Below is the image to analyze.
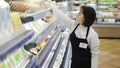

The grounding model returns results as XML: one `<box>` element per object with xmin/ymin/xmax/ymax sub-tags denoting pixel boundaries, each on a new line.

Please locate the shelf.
<box><xmin>0</xmin><ymin>30</ymin><xmax>34</xmax><ymax>61</ymax></box>
<box><xmin>24</xmin><ymin>18</ymin><xmax>58</xmax><ymax>50</ymax></box>
<box><xmin>97</xmin><ymin>17</ymin><xmax>120</xmax><ymax>19</ymax></box>
<box><xmin>73</xmin><ymin>1</ymin><xmax>84</xmax><ymax>3</ymax></box>
<box><xmin>42</xmin><ymin>31</ymin><xmax>69</xmax><ymax>68</ymax></box>
<box><xmin>93</xmin><ymin>23</ymin><xmax>120</xmax><ymax>27</ymax></box>
<box><xmin>60</xmin><ymin>40</ymin><xmax>71</xmax><ymax>68</ymax></box>
<box><xmin>48</xmin><ymin>36</ymin><xmax>64</xmax><ymax>68</ymax></box>
<box><xmin>98</xmin><ymin>9</ymin><xmax>120</xmax><ymax>12</ymax></box>
<box><xmin>25</xmin><ymin>56</ymin><xmax>37</xmax><ymax>68</ymax></box>
<box><xmin>54</xmin><ymin>33</ymin><xmax>70</xmax><ymax>68</ymax></box>
<box><xmin>35</xmin><ymin>26</ymin><xmax>63</xmax><ymax>68</ymax></box>
<box><xmin>15</xmin><ymin>56</ymin><xmax>31</xmax><ymax>68</ymax></box>
<box><xmin>33</xmin><ymin>18</ymin><xmax>57</xmax><ymax>46</ymax></box>
<box><xmin>96</xmin><ymin>1</ymin><xmax>120</xmax><ymax>38</ymax></box>
<box><xmin>98</xmin><ymin>2</ymin><xmax>117</xmax><ymax>4</ymax></box>
<box><xmin>42</xmin><ymin>34</ymin><xmax>62</xmax><ymax>68</ymax></box>
<box><xmin>23</xmin><ymin>18</ymin><xmax>57</xmax><ymax>68</ymax></box>
<box><xmin>21</xmin><ymin>8</ymin><xmax>52</xmax><ymax>23</ymax></box>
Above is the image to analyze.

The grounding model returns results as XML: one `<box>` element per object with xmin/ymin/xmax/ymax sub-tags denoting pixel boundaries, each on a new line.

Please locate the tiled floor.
<box><xmin>99</xmin><ymin>39</ymin><xmax>120</xmax><ymax>68</ymax></box>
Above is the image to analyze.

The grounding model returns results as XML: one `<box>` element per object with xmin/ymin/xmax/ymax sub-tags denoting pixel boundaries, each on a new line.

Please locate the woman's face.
<box><xmin>76</xmin><ymin>9</ymin><xmax>85</xmax><ymax>24</ymax></box>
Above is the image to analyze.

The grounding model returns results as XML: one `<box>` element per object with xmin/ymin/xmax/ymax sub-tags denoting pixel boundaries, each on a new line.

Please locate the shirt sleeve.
<box><xmin>90</xmin><ymin>32</ymin><xmax>100</xmax><ymax>68</ymax></box>
<box><xmin>51</xmin><ymin>5</ymin><xmax>76</xmax><ymax>30</ymax></box>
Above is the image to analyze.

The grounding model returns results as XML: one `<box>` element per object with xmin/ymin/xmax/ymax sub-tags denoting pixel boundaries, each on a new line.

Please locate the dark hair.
<box><xmin>81</xmin><ymin>6</ymin><xmax>96</xmax><ymax>27</ymax></box>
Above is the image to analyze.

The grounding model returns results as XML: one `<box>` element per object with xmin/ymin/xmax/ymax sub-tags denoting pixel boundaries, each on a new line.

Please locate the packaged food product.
<box><xmin>117</xmin><ymin>0</ymin><xmax>120</xmax><ymax>9</ymax></box>
<box><xmin>0</xmin><ymin>0</ymin><xmax>14</xmax><ymax>45</ymax></box>
<box><xmin>10</xmin><ymin>12</ymin><xmax>25</xmax><ymax>32</ymax></box>
<box><xmin>23</xmin><ymin>23</ymin><xmax>33</xmax><ymax>30</ymax></box>
<box><xmin>0</xmin><ymin>62</ymin><xmax>6</xmax><ymax>68</ymax></box>
<box><xmin>4</xmin><ymin>58</ymin><xmax>12</xmax><ymax>68</ymax></box>
<box><xmin>9</xmin><ymin>1</ymin><xmax>39</xmax><ymax>12</ymax></box>
<box><xmin>9</xmin><ymin>55</ymin><xmax>16</xmax><ymax>66</ymax></box>
<box><xmin>30</xmin><ymin>48</ymin><xmax>37</xmax><ymax>55</ymax></box>
<box><xmin>39</xmin><ymin>41</ymin><xmax>46</xmax><ymax>49</ymax></box>
<box><xmin>29</xmin><ymin>22</ymin><xmax>38</xmax><ymax>33</ymax></box>
<box><xmin>44</xmin><ymin>16</ymin><xmax>52</xmax><ymax>22</ymax></box>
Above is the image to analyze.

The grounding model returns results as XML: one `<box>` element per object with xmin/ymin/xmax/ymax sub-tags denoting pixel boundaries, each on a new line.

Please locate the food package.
<box><xmin>117</xmin><ymin>0</ymin><xmax>120</xmax><ymax>9</ymax></box>
<box><xmin>10</xmin><ymin>12</ymin><xmax>26</xmax><ymax>34</ymax></box>
<box><xmin>113</xmin><ymin>12</ymin><xmax>120</xmax><ymax>17</ymax></box>
<box><xmin>39</xmin><ymin>41</ymin><xmax>46</xmax><ymax>49</ymax></box>
<box><xmin>9</xmin><ymin>1</ymin><xmax>39</xmax><ymax>12</ymax></box>
<box><xmin>44</xmin><ymin>16</ymin><xmax>53</xmax><ymax>22</ymax></box>
<box><xmin>0</xmin><ymin>62</ymin><xmax>7</xmax><ymax>68</ymax></box>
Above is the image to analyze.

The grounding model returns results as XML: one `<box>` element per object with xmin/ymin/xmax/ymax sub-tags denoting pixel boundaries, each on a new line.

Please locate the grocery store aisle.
<box><xmin>99</xmin><ymin>39</ymin><xmax>120</xmax><ymax>68</ymax></box>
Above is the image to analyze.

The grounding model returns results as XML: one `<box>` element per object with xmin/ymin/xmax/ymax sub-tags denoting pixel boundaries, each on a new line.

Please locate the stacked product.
<box><xmin>98</xmin><ymin>12</ymin><xmax>120</xmax><ymax>24</ymax></box>
<box><xmin>23</xmin><ymin>15</ymin><xmax>55</xmax><ymax>34</ymax></box>
<box><xmin>117</xmin><ymin>0</ymin><xmax>120</xmax><ymax>9</ymax></box>
<box><xmin>0</xmin><ymin>47</ymin><xmax>28</xmax><ymax>68</ymax></box>
<box><xmin>10</xmin><ymin>12</ymin><xmax>25</xmax><ymax>33</ymax></box>
<box><xmin>98</xmin><ymin>0</ymin><xmax>117</xmax><ymax>10</ymax></box>
<box><xmin>97</xmin><ymin>0</ymin><xmax>120</xmax><ymax>24</ymax></box>
<box><xmin>29</xmin><ymin>31</ymin><xmax>55</xmax><ymax>55</ymax></box>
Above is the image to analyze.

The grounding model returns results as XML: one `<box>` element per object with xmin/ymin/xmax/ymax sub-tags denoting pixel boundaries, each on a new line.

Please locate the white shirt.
<box><xmin>52</xmin><ymin>5</ymin><xmax>100</xmax><ymax>68</ymax></box>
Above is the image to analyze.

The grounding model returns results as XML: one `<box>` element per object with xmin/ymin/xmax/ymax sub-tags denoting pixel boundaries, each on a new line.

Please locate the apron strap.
<box><xmin>72</xmin><ymin>23</ymin><xmax>90</xmax><ymax>39</ymax></box>
<box><xmin>86</xmin><ymin>27</ymin><xmax>90</xmax><ymax>39</ymax></box>
<box><xmin>73</xmin><ymin>24</ymin><xmax>79</xmax><ymax>32</ymax></box>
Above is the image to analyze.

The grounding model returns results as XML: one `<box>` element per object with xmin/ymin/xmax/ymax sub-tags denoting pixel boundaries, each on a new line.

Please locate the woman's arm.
<box><xmin>51</xmin><ymin>5</ymin><xmax>76</xmax><ymax>30</ymax></box>
<box><xmin>90</xmin><ymin>32</ymin><xmax>100</xmax><ymax>68</ymax></box>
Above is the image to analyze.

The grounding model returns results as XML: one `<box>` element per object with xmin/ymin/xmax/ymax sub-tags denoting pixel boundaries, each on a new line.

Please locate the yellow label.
<box><xmin>39</xmin><ymin>42</ymin><xmax>46</xmax><ymax>49</ymax></box>
<box><xmin>10</xmin><ymin>12</ymin><xmax>25</xmax><ymax>32</ymax></box>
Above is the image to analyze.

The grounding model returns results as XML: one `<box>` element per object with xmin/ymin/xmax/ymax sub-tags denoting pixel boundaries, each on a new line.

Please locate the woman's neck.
<box><xmin>79</xmin><ymin>23</ymin><xmax>85</xmax><ymax>27</ymax></box>
<box><xmin>76</xmin><ymin>21</ymin><xmax>86</xmax><ymax>27</ymax></box>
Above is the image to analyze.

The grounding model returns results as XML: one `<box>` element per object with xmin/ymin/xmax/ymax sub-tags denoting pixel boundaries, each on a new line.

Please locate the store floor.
<box><xmin>99</xmin><ymin>39</ymin><xmax>120</xmax><ymax>68</ymax></box>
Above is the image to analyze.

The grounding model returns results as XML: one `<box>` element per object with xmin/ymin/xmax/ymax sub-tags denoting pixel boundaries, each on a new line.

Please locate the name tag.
<box><xmin>79</xmin><ymin>43</ymin><xmax>88</xmax><ymax>49</ymax></box>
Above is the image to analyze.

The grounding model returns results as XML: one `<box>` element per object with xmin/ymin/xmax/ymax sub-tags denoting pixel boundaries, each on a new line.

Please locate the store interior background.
<box><xmin>0</xmin><ymin>0</ymin><xmax>120</xmax><ymax>68</ymax></box>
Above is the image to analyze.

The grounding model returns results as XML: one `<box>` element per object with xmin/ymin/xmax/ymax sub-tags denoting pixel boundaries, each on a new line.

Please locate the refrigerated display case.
<box><xmin>0</xmin><ymin>1</ymin><xmax>73</xmax><ymax>67</ymax></box>
<box><xmin>93</xmin><ymin>0</ymin><xmax>120</xmax><ymax>38</ymax></box>
<box><xmin>65</xmin><ymin>0</ymin><xmax>120</xmax><ymax>38</ymax></box>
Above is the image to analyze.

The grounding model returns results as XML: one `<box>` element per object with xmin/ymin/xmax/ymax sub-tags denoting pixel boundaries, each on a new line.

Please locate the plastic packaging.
<box><xmin>0</xmin><ymin>0</ymin><xmax>14</xmax><ymax>45</ymax></box>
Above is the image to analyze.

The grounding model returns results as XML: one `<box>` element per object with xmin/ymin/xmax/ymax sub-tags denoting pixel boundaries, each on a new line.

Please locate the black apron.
<box><xmin>70</xmin><ymin>24</ymin><xmax>91</xmax><ymax>68</ymax></box>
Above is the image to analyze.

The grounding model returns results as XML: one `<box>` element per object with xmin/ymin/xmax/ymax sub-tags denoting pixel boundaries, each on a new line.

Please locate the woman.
<box><xmin>52</xmin><ymin>5</ymin><xmax>99</xmax><ymax>68</ymax></box>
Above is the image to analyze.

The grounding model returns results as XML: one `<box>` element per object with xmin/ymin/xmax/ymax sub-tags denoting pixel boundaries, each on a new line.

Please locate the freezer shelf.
<box><xmin>60</xmin><ymin>40</ymin><xmax>72</xmax><ymax>68</ymax></box>
<box><xmin>24</xmin><ymin>18</ymin><xmax>57</xmax><ymax>49</ymax></box>
<box><xmin>42</xmin><ymin>33</ymin><xmax>62</xmax><ymax>68</ymax></box>
<box><xmin>21</xmin><ymin>8</ymin><xmax>52</xmax><ymax>23</ymax></box>
<box><xmin>0</xmin><ymin>30</ymin><xmax>34</xmax><ymax>61</ymax></box>
<box><xmin>53</xmin><ymin>32</ymin><xmax>70</xmax><ymax>68</ymax></box>
<box><xmin>36</xmin><ymin>26</ymin><xmax>63</xmax><ymax>68</ymax></box>
<box><xmin>25</xmin><ymin>28</ymin><xmax>59</xmax><ymax>68</ymax></box>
